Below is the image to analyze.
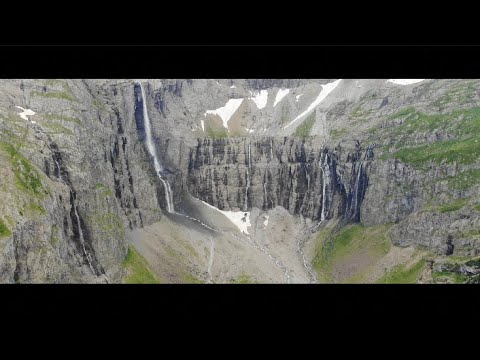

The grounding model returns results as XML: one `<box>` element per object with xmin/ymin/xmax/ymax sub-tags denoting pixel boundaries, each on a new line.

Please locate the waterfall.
<box><xmin>320</xmin><ymin>153</ymin><xmax>331</xmax><ymax>221</ymax></box>
<box><xmin>270</xmin><ymin>138</ymin><xmax>274</xmax><ymax>161</ymax></box>
<box><xmin>54</xmin><ymin>158</ymin><xmax>61</xmax><ymax>179</ymax></box>
<box><xmin>137</xmin><ymin>82</ymin><xmax>174</xmax><ymax>213</ymax></box>
<box><xmin>72</xmin><ymin>195</ymin><xmax>96</xmax><ymax>275</ymax></box>
<box><xmin>244</xmin><ymin>143</ymin><xmax>251</xmax><ymax>211</ymax></box>
<box><xmin>351</xmin><ymin>162</ymin><xmax>363</xmax><ymax>217</ymax></box>
<box><xmin>347</xmin><ymin>161</ymin><xmax>366</xmax><ymax>221</ymax></box>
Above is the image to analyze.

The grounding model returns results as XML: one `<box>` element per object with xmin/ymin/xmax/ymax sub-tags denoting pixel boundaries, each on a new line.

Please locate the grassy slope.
<box><xmin>312</xmin><ymin>224</ymin><xmax>392</xmax><ymax>283</ymax></box>
<box><xmin>379</xmin><ymin>106</ymin><xmax>480</xmax><ymax>169</ymax></box>
<box><xmin>294</xmin><ymin>112</ymin><xmax>315</xmax><ymax>138</ymax></box>
<box><xmin>0</xmin><ymin>218</ymin><xmax>11</xmax><ymax>238</ymax></box>
<box><xmin>123</xmin><ymin>247</ymin><xmax>160</xmax><ymax>284</ymax></box>
<box><xmin>376</xmin><ymin>259</ymin><xmax>426</xmax><ymax>284</ymax></box>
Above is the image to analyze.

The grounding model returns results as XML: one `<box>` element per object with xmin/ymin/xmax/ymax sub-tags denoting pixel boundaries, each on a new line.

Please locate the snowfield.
<box><xmin>273</xmin><ymin>89</ymin><xmax>290</xmax><ymax>107</ymax></box>
<box><xmin>204</xmin><ymin>99</ymin><xmax>244</xmax><ymax>129</ymax></box>
<box><xmin>249</xmin><ymin>90</ymin><xmax>269</xmax><ymax>109</ymax></box>
<box><xmin>284</xmin><ymin>79</ymin><xmax>342</xmax><ymax>129</ymax></box>
<box><xmin>201</xmin><ymin>201</ymin><xmax>251</xmax><ymax>234</ymax></box>
<box><xmin>16</xmin><ymin>106</ymin><xmax>35</xmax><ymax>121</ymax></box>
<box><xmin>387</xmin><ymin>79</ymin><xmax>425</xmax><ymax>85</ymax></box>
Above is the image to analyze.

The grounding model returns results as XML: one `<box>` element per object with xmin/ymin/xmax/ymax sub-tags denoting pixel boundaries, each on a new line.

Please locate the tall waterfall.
<box><xmin>320</xmin><ymin>153</ymin><xmax>330</xmax><ymax>221</ymax></box>
<box><xmin>244</xmin><ymin>143</ymin><xmax>252</xmax><ymax>211</ymax></box>
<box><xmin>72</xmin><ymin>196</ymin><xmax>96</xmax><ymax>275</ymax></box>
<box><xmin>138</xmin><ymin>82</ymin><xmax>174</xmax><ymax>213</ymax></box>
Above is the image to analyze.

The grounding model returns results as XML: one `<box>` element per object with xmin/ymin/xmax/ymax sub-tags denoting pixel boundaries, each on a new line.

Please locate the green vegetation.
<box><xmin>232</xmin><ymin>274</ymin><xmax>256</xmax><ymax>284</ymax></box>
<box><xmin>388</xmin><ymin>106</ymin><xmax>416</xmax><ymax>120</ymax></box>
<box><xmin>181</xmin><ymin>273</ymin><xmax>203</xmax><ymax>284</ymax></box>
<box><xmin>26</xmin><ymin>202</ymin><xmax>46</xmax><ymax>215</ymax></box>
<box><xmin>431</xmin><ymin>257</ymin><xmax>480</xmax><ymax>284</ymax></box>
<box><xmin>475</xmin><ymin>204</ymin><xmax>480</xmax><ymax>211</ymax></box>
<box><xmin>350</xmin><ymin>102</ymin><xmax>374</xmax><ymax>119</ymax></box>
<box><xmin>432</xmin><ymin>271</ymin><xmax>469</xmax><ymax>284</ymax></box>
<box><xmin>43</xmin><ymin>113</ymin><xmax>82</xmax><ymax>125</ymax></box>
<box><xmin>44</xmin><ymin>79</ymin><xmax>65</xmax><ymax>86</ymax></box>
<box><xmin>50</xmin><ymin>225</ymin><xmax>60</xmax><ymax>246</ymax></box>
<box><xmin>0</xmin><ymin>218</ymin><xmax>12</xmax><ymax>238</ymax></box>
<box><xmin>379</xmin><ymin>107</ymin><xmax>480</xmax><ymax>168</ymax></box>
<box><xmin>93</xmin><ymin>183</ymin><xmax>113</xmax><ymax>197</ymax></box>
<box><xmin>294</xmin><ymin>112</ymin><xmax>315</xmax><ymax>138</ymax></box>
<box><xmin>123</xmin><ymin>247</ymin><xmax>160</xmax><ymax>284</ymax></box>
<box><xmin>205</xmin><ymin>121</ymin><xmax>228</xmax><ymax>139</ymax></box>
<box><xmin>442</xmin><ymin>169</ymin><xmax>480</xmax><ymax>191</ymax></box>
<box><xmin>92</xmin><ymin>98</ymin><xmax>111</xmax><ymax>112</ymax></box>
<box><xmin>31</xmin><ymin>91</ymin><xmax>77</xmax><ymax>102</ymax></box>
<box><xmin>377</xmin><ymin>259</ymin><xmax>426</xmax><ymax>284</ymax></box>
<box><xmin>313</xmin><ymin>224</ymin><xmax>392</xmax><ymax>283</ymax></box>
<box><xmin>330</xmin><ymin>128</ymin><xmax>348</xmax><ymax>140</ymax></box>
<box><xmin>42</xmin><ymin>122</ymin><xmax>74</xmax><ymax>136</ymax></box>
<box><xmin>89</xmin><ymin>212</ymin><xmax>125</xmax><ymax>237</ymax></box>
<box><xmin>438</xmin><ymin>199</ymin><xmax>466</xmax><ymax>213</ymax></box>
<box><xmin>433</xmin><ymin>81</ymin><xmax>479</xmax><ymax>109</ymax></box>
<box><xmin>280</xmin><ymin>104</ymin><xmax>290</xmax><ymax>125</ymax></box>
<box><xmin>391</xmin><ymin>137</ymin><xmax>480</xmax><ymax>168</ymax></box>
<box><xmin>1</xmin><ymin>143</ymin><xmax>48</xmax><ymax>197</ymax></box>
<box><xmin>459</xmin><ymin>229</ymin><xmax>480</xmax><ymax>238</ymax></box>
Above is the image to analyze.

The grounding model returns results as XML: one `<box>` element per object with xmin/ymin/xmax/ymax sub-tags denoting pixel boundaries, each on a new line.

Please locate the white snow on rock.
<box><xmin>201</xmin><ymin>119</ymin><xmax>205</xmax><ymax>132</ymax></box>
<box><xmin>201</xmin><ymin>201</ymin><xmax>251</xmax><ymax>234</ymax></box>
<box><xmin>204</xmin><ymin>98</ymin><xmax>244</xmax><ymax>129</ymax></box>
<box><xmin>295</xmin><ymin>94</ymin><xmax>303</xmax><ymax>102</ymax></box>
<box><xmin>246</xmin><ymin>128</ymin><xmax>254</xmax><ymax>133</ymax></box>
<box><xmin>284</xmin><ymin>79</ymin><xmax>342</xmax><ymax>129</ymax></box>
<box><xmin>230</xmin><ymin>85</ymin><xmax>236</xmax><ymax>89</ymax></box>
<box><xmin>16</xmin><ymin>106</ymin><xmax>36</xmax><ymax>121</ymax></box>
<box><xmin>273</xmin><ymin>88</ymin><xmax>290</xmax><ymax>107</ymax></box>
<box><xmin>216</xmin><ymin>81</ymin><xmax>221</xmax><ymax>86</ymax></box>
<box><xmin>249</xmin><ymin>90</ymin><xmax>269</xmax><ymax>109</ymax></box>
<box><xmin>386</xmin><ymin>79</ymin><xmax>425</xmax><ymax>85</ymax></box>
<box><xmin>263</xmin><ymin>215</ymin><xmax>269</xmax><ymax>228</ymax></box>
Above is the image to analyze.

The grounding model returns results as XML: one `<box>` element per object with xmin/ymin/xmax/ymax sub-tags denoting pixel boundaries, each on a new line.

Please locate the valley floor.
<box><xmin>123</xmin><ymin>198</ymin><xmax>476</xmax><ymax>284</ymax></box>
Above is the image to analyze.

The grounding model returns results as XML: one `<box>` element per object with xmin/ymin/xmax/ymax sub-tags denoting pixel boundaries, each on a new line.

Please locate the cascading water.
<box><xmin>71</xmin><ymin>195</ymin><xmax>96</xmax><ymax>275</ymax></box>
<box><xmin>320</xmin><ymin>152</ymin><xmax>331</xmax><ymax>221</ymax></box>
<box><xmin>244</xmin><ymin>143</ymin><xmax>252</xmax><ymax>211</ymax></box>
<box><xmin>137</xmin><ymin>81</ymin><xmax>174</xmax><ymax>213</ymax></box>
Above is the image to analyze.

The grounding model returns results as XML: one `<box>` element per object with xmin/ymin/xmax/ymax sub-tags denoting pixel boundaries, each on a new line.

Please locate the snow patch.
<box><xmin>201</xmin><ymin>201</ymin><xmax>251</xmax><ymax>234</ymax></box>
<box><xmin>16</xmin><ymin>106</ymin><xmax>35</xmax><ymax>121</ymax></box>
<box><xmin>204</xmin><ymin>98</ymin><xmax>244</xmax><ymax>129</ymax></box>
<box><xmin>295</xmin><ymin>94</ymin><xmax>303</xmax><ymax>102</ymax></box>
<box><xmin>216</xmin><ymin>81</ymin><xmax>221</xmax><ymax>86</ymax></box>
<box><xmin>249</xmin><ymin>90</ymin><xmax>268</xmax><ymax>109</ymax></box>
<box><xmin>201</xmin><ymin>119</ymin><xmax>205</xmax><ymax>132</ymax></box>
<box><xmin>230</xmin><ymin>85</ymin><xmax>236</xmax><ymax>88</ymax></box>
<box><xmin>263</xmin><ymin>215</ymin><xmax>269</xmax><ymax>228</ymax></box>
<box><xmin>284</xmin><ymin>79</ymin><xmax>342</xmax><ymax>129</ymax></box>
<box><xmin>273</xmin><ymin>88</ymin><xmax>289</xmax><ymax>107</ymax></box>
<box><xmin>387</xmin><ymin>79</ymin><xmax>425</xmax><ymax>85</ymax></box>
<box><xmin>246</xmin><ymin>128</ymin><xmax>254</xmax><ymax>133</ymax></box>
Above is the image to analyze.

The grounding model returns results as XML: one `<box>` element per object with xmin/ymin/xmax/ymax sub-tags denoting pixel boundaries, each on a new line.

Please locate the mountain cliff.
<box><xmin>0</xmin><ymin>79</ymin><xmax>478</xmax><ymax>283</ymax></box>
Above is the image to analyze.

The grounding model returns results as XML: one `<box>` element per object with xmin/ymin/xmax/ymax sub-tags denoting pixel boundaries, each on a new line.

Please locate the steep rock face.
<box><xmin>187</xmin><ymin>137</ymin><xmax>373</xmax><ymax>222</ymax></box>
<box><xmin>0</xmin><ymin>79</ymin><xmax>166</xmax><ymax>282</ymax></box>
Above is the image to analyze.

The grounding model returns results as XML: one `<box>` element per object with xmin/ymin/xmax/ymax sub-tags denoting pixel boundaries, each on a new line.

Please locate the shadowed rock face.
<box><xmin>0</xmin><ymin>78</ymin><xmax>479</xmax><ymax>283</ymax></box>
<box><xmin>186</xmin><ymin>137</ymin><xmax>372</xmax><ymax>222</ymax></box>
